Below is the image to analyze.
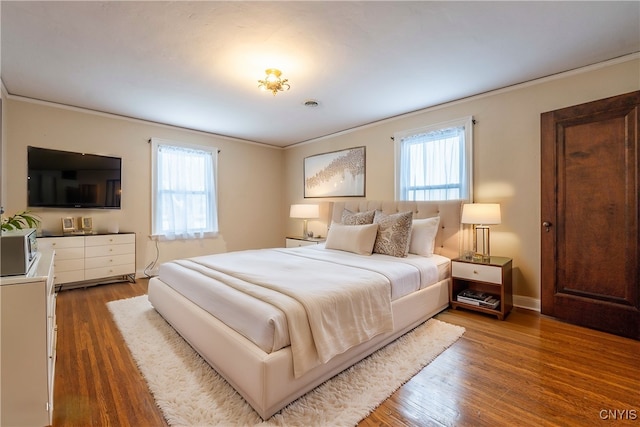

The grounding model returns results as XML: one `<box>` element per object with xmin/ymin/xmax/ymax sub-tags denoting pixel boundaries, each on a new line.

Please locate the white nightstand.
<box><xmin>450</xmin><ymin>256</ymin><xmax>513</xmax><ymax>320</ymax></box>
<box><xmin>285</xmin><ymin>236</ymin><xmax>326</xmax><ymax>248</ymax></box>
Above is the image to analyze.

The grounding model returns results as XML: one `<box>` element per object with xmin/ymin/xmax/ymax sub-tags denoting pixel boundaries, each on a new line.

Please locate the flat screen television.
<box><xmin>28</xmin><ymin>146</ymin><xmax>122</xmax><ymax>209</ymax></box>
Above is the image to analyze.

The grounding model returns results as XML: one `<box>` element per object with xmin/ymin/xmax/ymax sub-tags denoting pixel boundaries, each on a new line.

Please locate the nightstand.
<box><xmin>285</xmin><ymin>236</ymin><xmax>326</xmax><ymax>248</ymax></box>
<box><xmin>450</xmin><ymin>256</ymin><xmax>513</xmax><ymax>320</ymax></box>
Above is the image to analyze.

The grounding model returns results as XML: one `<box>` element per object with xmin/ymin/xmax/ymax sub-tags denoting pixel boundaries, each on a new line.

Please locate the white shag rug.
<box><xmin>107</xmin><ymin>295</ymin><xmax>465</xmax><ymax>427</ymax></box>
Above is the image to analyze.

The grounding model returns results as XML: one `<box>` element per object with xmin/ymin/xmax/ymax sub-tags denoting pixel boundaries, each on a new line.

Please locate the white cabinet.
<box><xmin>84</xmin><ymin>234</ymin><xmax>136</xmax><ymax>281</ymax></box>
<box><xmin>39</xmin><ymin>235</ymin><xmax>84</xmax><ymax>285</ymax></box>
<box><xmin>38</xmin><ymin>233</ymin><xmax>135</xmax><ymax>289</ymax></box>
<box><xmin>1</xmin><ymin>251</ymin><xmax>56</xmax><ymax>426</ymax></box>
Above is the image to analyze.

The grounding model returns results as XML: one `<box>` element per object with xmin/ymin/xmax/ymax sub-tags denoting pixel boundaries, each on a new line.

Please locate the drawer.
<box><xmin>53</xmin><ymin>247</ymin><xmax>84</xmax><ymax>260</ymax></box>
<box><xmin>85</xmin><ymin>243</ymin><xmax>135</xmax><ymax>258</ymax></box>
<box><xmin>85</xmin><ymin>254</ymin><xmax>134</xmax><ymax>269</ymax></box>
<box><xmin>46</xmin><ymin>266</ymin><xmax>55</xmax><ymax>294</ymax></box>
<box><xmin>285</xmin><ymin>238</ymin><xmax>319</xmax><ymax>248</ymax></box>
<box><xmin>38</xmin><ymin>236</ymin><xmax>84</xmax><ymax>250</ymax></box>
<box><xmin>452</xmin><ymin>261</ymin><xmax>502</xmax><ymax>284</ymax></box>
<box><xmin>53</xmin><ymin>258</ymin><xmax>84</xmax><ymax>272</ymax></box>
<box><xmin>48</xmin><ymin>325</ymin><xmax>57</xmax><ymax>390</ymax></box>
<box><xmin>85</xmin><ymin>234</ymin><xmax>135</xmax><ymax>247</ymax></box>
<box><xmin>47</xmin><ymin>293</ymin><xmax>56</xmax><ymax>320</ymax></box>
<box><xmin>47</xmin><ymin>313</ymin><xmax>57</xmax><ymax>358</ymax></box>
<box><xmin>85</xmin><ymin>263</ymin><xmax>135</xmax><ymax>281</ymax></box>
<box><xmin>53</xmin><ymin>270</ymin><xmax>84</xmax><ymax>285</ymax></box>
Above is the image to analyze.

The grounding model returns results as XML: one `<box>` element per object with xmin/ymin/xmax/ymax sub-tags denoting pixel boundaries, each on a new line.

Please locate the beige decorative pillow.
<box><xmin>341</xmin><ymin>209</ymin><xmax>375</xmax><ymax>225</ymax></box>
<box><xmin>409</xmin><ymin>216</ymin><xmax>440</xmax><ymax>257</ymax></box>
<box><xmin>372</xmin><ymin>210</ymin><xmax>414</xmax><ymax>257</ymax></box>
<box><xmin>325</xmin><ymin>222</ymin><xmax>379</xmax><ymax>255</ymax></box>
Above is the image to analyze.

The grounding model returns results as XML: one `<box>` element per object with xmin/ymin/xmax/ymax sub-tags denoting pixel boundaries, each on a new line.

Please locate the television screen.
<box><xmin>28</xmin><ymin>146</ymin><xmax>122</xmax><ymax>209</ymax></box>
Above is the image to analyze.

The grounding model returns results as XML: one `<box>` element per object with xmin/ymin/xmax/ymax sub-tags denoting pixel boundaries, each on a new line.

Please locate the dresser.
<box><xmin>38</xmin><ymin>233</ymin><xmax>135</xmax><ymax>289</ymax></box>
<box><xmin>0</xmin><ymin>250</ymin><xmax>56</xmax><ymax>426</ymax></box>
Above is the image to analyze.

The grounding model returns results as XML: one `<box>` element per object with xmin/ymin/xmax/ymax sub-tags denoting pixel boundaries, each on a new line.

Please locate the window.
<box><xmin>151</xmin><ymin>138</ymin><xmax>218</xmax><ymax>239</ymax></box>
<box><xmin>395</xmin><ymin>116</ymin><xmax>473</xmax><ymax>201</ymax></box>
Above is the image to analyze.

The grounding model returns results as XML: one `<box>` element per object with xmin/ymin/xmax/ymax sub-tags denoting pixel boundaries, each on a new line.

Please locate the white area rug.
<box><xmin>107</xmin><ymin>295</ymin><xmax>465</xmax><ymax>427</ymax></box>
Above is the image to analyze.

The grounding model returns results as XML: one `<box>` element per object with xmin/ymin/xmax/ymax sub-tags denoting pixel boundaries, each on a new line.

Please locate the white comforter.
<box><xmin>160</xmin><ymin>246</ymin><xmax>439</xmax><ymax>377</ymax></box>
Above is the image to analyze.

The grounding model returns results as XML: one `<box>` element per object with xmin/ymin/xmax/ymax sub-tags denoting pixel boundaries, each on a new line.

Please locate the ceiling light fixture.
<box><xmin>258</xmin><ymin>68</ymin><xmax>290</xmax><ymax>96</ymax></box>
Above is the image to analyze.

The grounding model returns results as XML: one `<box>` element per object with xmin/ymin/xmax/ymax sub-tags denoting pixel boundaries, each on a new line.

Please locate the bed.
<box><xmin>148</xmin><ymin>200</ymin><xmax>462</xmax><ymax>419</ymax></box>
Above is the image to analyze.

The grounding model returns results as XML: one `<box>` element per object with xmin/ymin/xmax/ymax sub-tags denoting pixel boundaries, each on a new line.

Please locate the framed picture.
<box><xmin>81</xmin><ymin>217</ymin><xmax>93</xmax><ymax>231</ymax></box>
<box><xmin>62</xmin><ymin>217</ymin><xmax>75</xmax><ymax>233</ymax></box>
<box><xmin>304</xmin><ymin>146</ymin><xmax>366</xmax><ymax>198</ymax></box>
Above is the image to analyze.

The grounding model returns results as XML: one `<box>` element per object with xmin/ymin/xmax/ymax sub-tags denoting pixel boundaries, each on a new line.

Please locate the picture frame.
<box><xmin>81</xmin><ymin>217</ymin><xmax>93</xmax><ymax>232</ymax></box>
<box><xmin>304</xmin><ymin>146</ymin><xmax>366</xmax><ymax>198</ymax></box>
<box><xmin>61</xmin><ymin>217</ymin><xmax>75</xmax><ymax>233</ymax></box>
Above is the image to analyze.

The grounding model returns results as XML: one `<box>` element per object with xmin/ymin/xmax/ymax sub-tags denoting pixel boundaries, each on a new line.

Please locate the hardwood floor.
<box><xmin>53</xmin><ymin>280</ymin><xmax>167</xmax><ymax>427</ymax></box>
<box><xmin>53</xmin><ymin>280</ymin><xmax>640</xmax><ymax>426</ymax></box>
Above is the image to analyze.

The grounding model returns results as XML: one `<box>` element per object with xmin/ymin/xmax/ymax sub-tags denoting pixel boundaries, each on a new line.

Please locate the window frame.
<box><xmin>150</xmin><ymin>137</ymin><xmax>219</xmax><ymax>240</ymax></box>
<box><xmin>394</xmin><ymin>116</ymin><xmax>473</xmax><ymax>202</ymax></box>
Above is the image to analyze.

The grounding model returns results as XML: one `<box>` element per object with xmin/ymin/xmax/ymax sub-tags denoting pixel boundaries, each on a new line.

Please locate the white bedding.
<box><xmin>188</xmin><ymin>247</ymin><xmax>396</xmax><ymax>377</ymax></box>
<box><xmin>149</xmin><ymin>200</ymin><xmax>461</xmax><ymax>419</ymax></box>
<box><xmin>157</xmin><ymin>245</ymin><xmax>450</xmax><ymax>376</ymax></box>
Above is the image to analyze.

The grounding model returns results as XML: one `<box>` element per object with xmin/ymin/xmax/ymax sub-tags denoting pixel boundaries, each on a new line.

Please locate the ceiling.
<box><xmin>2</xmin><ymin>1</ymin><xmax>639</xmax><ymax>148</ymax></box>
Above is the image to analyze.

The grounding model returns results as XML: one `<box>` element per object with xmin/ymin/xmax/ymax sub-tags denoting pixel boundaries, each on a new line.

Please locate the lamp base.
<box><xmin>473</xmin><ymin>225</ymin><xmax>491</xmax><ymax>260</ymax></box>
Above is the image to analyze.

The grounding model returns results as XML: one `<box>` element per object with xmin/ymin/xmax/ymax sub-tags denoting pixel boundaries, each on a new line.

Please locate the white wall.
<box><xmin>3</xmin><ymin>98</ymin><xmax>285</xmax><ymax>276</ymax></box>
<box><xmin>284</xmin><ymin>55</ymin><xmax>640</xmax><ymax>309</ymax></box>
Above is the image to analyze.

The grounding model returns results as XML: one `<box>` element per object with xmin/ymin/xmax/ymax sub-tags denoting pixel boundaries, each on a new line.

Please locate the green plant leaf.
<box><xmin>1</xmin><ymin>211</ymin><xmax>41</xmax><ymax>232</ymax></box>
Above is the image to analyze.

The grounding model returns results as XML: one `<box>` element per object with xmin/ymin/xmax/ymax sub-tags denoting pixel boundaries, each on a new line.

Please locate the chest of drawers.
<box><xmin>0</xmin><ymin>251</ymin><xmax>56</xmax><ymax>426</ymax></box>
<box><xmin>38</xmin><ymin>233</ymin><xmax>135</xmax><ymax>289</ymax></box>
<box><xmin>84</xmin><ymin>234</ymin><xmax>136</xmax><ymax>281</ymax></box>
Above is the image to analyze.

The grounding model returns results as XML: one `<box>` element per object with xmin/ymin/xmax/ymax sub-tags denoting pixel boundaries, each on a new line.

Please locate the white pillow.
<box><xmin>409</xmin><ymin>216</ymin><xmax>440</xmax><ymax>257</ymax></box>
<box><xmin>325</xmin><ymin>222</ymin><xmax>379</xmax><ymax>255</ymax></box>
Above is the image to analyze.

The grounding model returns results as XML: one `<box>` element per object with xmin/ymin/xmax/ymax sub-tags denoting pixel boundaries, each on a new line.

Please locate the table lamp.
<box><xmin>290</xmin><ymin>204</ymin><xmax>319</xmax><ymax>237</ymax></box>
<box><xmin>461</xmin><ymin>203</ymin><xmax>501</xmax><ymax>260</ymax></box>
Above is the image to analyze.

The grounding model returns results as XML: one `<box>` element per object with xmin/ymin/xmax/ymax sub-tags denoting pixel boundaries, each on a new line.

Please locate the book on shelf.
<box><xmin>456</xmin><ymin>289</ymin><xmax>500</xmax><ymax>309</ymax></box>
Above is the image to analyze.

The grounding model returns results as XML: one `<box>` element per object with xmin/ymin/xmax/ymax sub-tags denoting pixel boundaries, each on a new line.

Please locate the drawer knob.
<box><xmin>473</xmin><ymin>270</ymin><xmax>479</xmax><ymax>274</ymax></box>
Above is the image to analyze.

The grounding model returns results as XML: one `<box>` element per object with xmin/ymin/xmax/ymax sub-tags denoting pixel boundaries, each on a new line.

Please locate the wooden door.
<box><xmin>541</xmin><ymin>91</ymin><xmax>640</xmax><ymax>340</ymax></box>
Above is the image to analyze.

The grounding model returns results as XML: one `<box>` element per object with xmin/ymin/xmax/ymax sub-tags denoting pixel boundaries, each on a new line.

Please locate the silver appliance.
<box><xmin>1</xmin><ymin>228</ymin><xmax>39</xmax><ymax>276</ymax></box>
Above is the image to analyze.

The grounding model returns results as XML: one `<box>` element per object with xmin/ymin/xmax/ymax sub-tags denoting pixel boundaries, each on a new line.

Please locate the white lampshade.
<box><xmin>290</xmin><ymin>204</ymin><xmax>319</xmax><ymax>219</ymax></box>
<box><xmin>461</xmin><ymin>203</ymin><xmax>501</xmax><ymax>225</ymax></box>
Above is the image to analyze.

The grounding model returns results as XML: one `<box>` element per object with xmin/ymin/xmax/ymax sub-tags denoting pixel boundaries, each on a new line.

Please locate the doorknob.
<box><xmin>542</xmin><ymin>221</ymin><xmax>552</xmax><ymax>232</ymax></box>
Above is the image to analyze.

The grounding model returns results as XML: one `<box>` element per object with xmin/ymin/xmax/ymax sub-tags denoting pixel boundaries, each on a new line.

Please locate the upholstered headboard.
<box><xmin>330</xmin><ymin>200</ymin><xmax>463</xmax><ymax>259</ymax></box>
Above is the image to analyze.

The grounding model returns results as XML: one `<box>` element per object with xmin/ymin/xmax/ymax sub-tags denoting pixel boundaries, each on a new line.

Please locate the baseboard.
<box><xmin>513</xmin><ymin>295</ymin><xmax>540</xmax><ymax>312</ymax></box>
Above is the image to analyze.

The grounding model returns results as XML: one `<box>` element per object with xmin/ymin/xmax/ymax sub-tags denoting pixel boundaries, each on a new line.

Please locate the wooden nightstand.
<box><xmin>285</xmin><ymin>236</ymin><xmax>326</xmax><ymax>248</ymax></box>
<box><xmin>450</xmin><ymin>256</ymin><xmax>513</xmax><ymax>320</ymax></box>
